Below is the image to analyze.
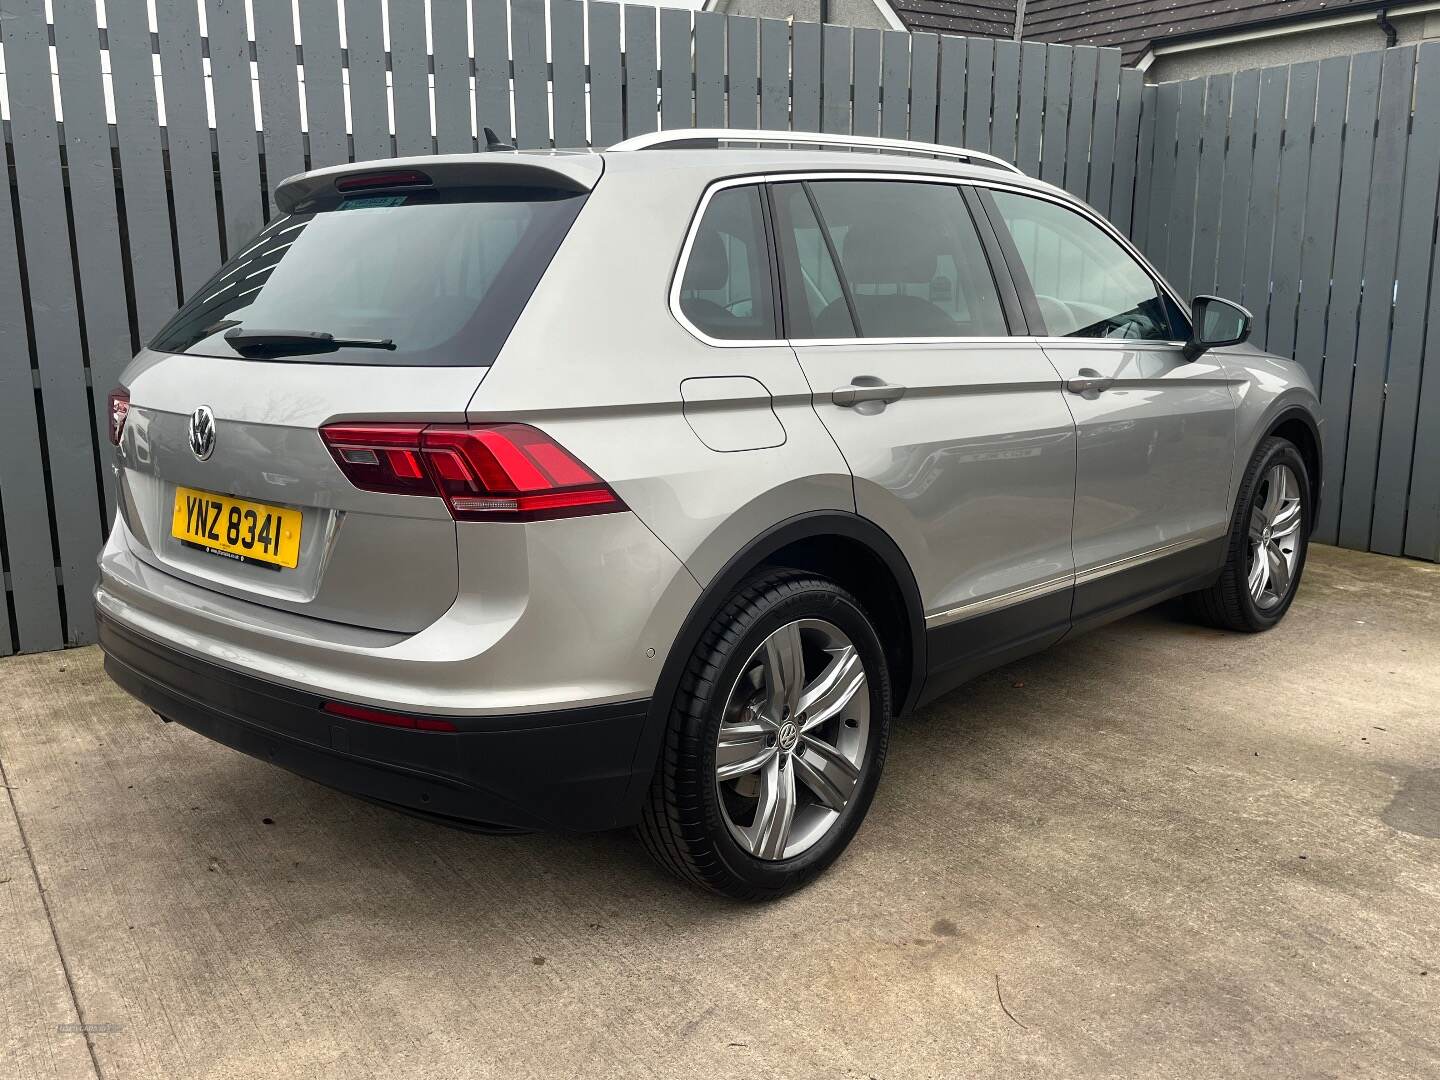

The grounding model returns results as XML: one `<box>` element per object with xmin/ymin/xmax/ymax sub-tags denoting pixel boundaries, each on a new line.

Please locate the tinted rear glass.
<box><xmin>151</xmin><ymin>187</ymin><xmax>585</xmax><ymax>366</ymax></box>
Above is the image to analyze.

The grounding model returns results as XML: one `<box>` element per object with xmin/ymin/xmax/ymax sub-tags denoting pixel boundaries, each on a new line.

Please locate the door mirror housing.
<box><xmin>1183</xmin><ymin>295</ymin><xmax>1252</xmax><ymax>360</ymax></box>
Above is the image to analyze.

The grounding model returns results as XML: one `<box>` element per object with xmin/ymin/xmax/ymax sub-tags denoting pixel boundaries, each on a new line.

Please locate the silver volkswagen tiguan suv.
<box><xmin>97</xmin><ymin>130</ymin><xmax>1322</xmax><ymax>900</ymax></box>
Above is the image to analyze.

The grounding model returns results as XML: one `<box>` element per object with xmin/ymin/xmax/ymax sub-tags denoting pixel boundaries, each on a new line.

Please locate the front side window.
<box><xmin>776</xmin><ymin>179</ymin><xmax>1008</xmax><ymax>340</ymax></box>
<box><xmin>988</xmin><ymin>190</ymin><xmax>1185</xmax><ymax>341</ymax></box>
<box><xmin>677</xmin><ymin>185</ymin><xmax>777</xmax><ymax>340</ymax></box>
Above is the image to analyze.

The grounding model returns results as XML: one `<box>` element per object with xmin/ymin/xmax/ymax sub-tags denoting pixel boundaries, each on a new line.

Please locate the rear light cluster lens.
<box><xmin>319</xmin><ymin>422</ymin><xmax>626</xmax><ymax>522</ymax></box>
<box><xmin>107</xmin><ymin>387</ymin><xmax>130</xmax><ymax>445</ymax></box>
<box><xmin>322</xmin><ymin>701</ymin><xmax>458</xmax><ymax>732</ymax></box>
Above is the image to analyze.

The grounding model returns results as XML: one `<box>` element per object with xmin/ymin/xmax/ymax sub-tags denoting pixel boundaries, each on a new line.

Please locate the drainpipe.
<box><xmin>1377</xmin><ymin>7</ymin><xmax>1399</xmax><ymax>46</ymax></box>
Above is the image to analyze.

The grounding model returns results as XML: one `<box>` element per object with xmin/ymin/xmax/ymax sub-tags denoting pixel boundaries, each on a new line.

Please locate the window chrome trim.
<box><xmin>669</xmin><ymin>168</ymin><xmax>1192</xmax><ymax>350</ymax></box>
<box><xmin>923</xmin><ymin>533</ymin><xmax>1220</xmax><ymax>629</ymax></box>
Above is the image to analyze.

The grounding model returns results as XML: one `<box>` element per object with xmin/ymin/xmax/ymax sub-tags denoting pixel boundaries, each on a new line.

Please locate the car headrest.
<box><xmin>685</xmin><ymin>229</ymin><xmax>731</xmax><ymax>292</ymax></box>
<box><xmin>842</xmin><ymin>218</ymin><xmax>939</xmax><ymax>285</ymax></box>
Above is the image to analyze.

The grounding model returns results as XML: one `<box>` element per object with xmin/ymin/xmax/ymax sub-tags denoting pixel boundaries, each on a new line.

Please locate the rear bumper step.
<box><xmin>97</xmin><ymin>612</ymin><xmax>650</xmax><ymax>833</ymax></box>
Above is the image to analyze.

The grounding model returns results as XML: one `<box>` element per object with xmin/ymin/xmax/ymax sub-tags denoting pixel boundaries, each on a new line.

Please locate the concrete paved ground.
<box><xmin>2</xmin><ymin>544</ymin><xmax>1438</xmax><ymax>1080</ymax></box>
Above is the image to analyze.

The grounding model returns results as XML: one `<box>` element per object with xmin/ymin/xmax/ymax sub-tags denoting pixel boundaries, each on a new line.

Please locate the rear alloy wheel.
<box><xmin>1187</xmin><ymin>435</ymin><xmax>1311</xmax><ymax>631</ymax></box>
<box><xmin>639</xmin><ymin>573</ymin><xmax>890</xmax><ymax>900</ymax></box>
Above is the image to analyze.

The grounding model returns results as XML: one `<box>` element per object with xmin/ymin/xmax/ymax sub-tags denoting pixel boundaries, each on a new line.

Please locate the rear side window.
<box><xmin>778</xmin><ymin>179</ymin><xmax>1008</xmax><ymax>339</ymax></box>
<box><xmin>677</xmin><ymin>186</ymin><xmax>778</xmax><ymax>340</ymax></box>
<box><xmin>988</xmin><ymin>190</ymin><xmax>1184</xmax><ymax>341</ymax></box>
<box><xmin>151</xmin><ymin>186</ymin><xmax>585</xmax><ymax>366</ymax></box>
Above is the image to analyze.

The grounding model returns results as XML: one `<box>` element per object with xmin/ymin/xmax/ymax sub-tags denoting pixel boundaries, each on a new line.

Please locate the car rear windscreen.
<box><xmin>150</xmin><ymin>186</ymin><xmax>586</xmax><ymax>366</ymax></box>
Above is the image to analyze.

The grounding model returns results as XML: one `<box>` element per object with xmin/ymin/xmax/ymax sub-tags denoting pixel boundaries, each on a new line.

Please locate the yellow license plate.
<box><xmin>171</xmin><ymin>486</ymin><xmax>302</xmax><ymax>569</ymax></box>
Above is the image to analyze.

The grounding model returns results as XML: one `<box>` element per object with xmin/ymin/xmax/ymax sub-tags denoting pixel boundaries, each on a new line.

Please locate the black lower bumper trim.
<box><xmin>98</xmin><ymin>613</ymin><xmax>650</xmax><ymax>832</ymax></box>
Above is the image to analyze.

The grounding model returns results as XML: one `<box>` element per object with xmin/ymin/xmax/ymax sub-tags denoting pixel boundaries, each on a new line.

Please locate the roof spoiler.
<box><xmin>274</xmin><ymin>154</ymin><xmax>603</xmax><ymax>213</ymax></box>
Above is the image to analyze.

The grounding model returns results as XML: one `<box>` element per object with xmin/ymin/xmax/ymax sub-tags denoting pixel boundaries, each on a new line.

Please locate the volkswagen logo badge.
<box><xmin>188</xmin><ymin>405</ymin><xmax>216</xmax><ymax>461</ymax></box>
<box><xmin>777</xmin><ymin>720</ymin><xmax>799</xmax><ymax>752</ymax></box>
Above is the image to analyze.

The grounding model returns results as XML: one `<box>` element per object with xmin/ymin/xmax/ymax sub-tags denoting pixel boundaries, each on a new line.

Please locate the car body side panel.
<box><xmin>1218</xmin><ymin>345</ymin><xmax>1324</xmax><ymax>506</ymax></box>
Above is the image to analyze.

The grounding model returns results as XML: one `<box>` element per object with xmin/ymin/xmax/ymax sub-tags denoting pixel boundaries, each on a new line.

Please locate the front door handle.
<box><xmin>832</xmin><ymin>378</ymin><xmax>907</xmax><ymax>408</ymax></box>
<box><xmin>1066</xmin><ymin>368</ymin><xmax>1114</xmax><ymax>395</ymax></box>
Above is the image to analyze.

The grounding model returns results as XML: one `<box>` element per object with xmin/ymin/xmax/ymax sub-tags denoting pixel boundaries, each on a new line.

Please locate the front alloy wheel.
<box><xmin>1248</xmin><ymin>463</ymin><xmax>1303</xmax><ymax>610</ymax></box>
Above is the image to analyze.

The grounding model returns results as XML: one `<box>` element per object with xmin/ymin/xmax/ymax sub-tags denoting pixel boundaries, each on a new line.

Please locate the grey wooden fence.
<box><xmin>0</xmin><ymin>0</ymin><xmax>1436</xmax><ymax>658</ymax></box>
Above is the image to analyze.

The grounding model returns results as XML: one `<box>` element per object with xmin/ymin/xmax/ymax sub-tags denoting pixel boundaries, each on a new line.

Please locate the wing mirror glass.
<box><xmin>1184</xmin><ymin>295</ymin><xmax>1252</xmax><ymax>360</ymax></box>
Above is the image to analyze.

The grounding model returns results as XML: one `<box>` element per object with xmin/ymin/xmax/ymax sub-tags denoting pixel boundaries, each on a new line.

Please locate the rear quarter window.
<box><xmin>151</xmin><ymin>186</ymin><xmax>586</xmax><ymax>366</ymax></box>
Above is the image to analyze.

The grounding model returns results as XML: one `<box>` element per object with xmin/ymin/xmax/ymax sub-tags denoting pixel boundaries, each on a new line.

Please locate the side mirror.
<box><xmin>1183</xmin><ymin>295</ymin><xmax>1252</xmax><ymax>361</ymax></box>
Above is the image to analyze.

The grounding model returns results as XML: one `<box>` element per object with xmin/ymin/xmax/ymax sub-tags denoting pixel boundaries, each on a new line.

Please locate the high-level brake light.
<box><xmin>320</xmin><ymin>422</ymin><xmax>626</xmax><ymax>522</ymax></box>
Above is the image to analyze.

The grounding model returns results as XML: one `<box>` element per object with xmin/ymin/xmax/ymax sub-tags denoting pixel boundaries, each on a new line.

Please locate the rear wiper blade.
<box><xmin>224</xmin><ymin>327</ymin><xmax>395</xmax><ymax>355</ymax></box>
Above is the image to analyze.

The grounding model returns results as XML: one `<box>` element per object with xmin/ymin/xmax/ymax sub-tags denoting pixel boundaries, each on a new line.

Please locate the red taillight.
<box><xmin>334</xmin><ymin>170</ymin><xmax>431</xmax><ymax>193</ymax></box>
<box><xmin>321</xmin><ymin>701</ymin><xmax>458</xmax><ymax>732</ymax></box>
<box><xmin>319</xmin><ymin>422</ymin><xmax>626</xmax><ymax>522</ymax></box>
<box><xmin>107</xmin><ymin>387</ymin><xmax>130</xmax><ymax>446</ymax></box>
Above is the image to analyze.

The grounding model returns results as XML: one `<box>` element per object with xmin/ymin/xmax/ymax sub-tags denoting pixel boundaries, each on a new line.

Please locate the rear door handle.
<box><xmin>832</xmin><ymin>379</ymin><xmax>907</xmax><ymax>407</ymax></box>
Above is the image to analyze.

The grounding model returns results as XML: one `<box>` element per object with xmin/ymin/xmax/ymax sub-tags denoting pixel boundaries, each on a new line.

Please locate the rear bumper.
<box><xmin>98</xmin><ymin>613</ymin><xmax>650</xmax><ymax>832</ymax></box>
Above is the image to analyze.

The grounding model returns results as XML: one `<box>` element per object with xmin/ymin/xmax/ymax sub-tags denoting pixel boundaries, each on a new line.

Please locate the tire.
<box><xmin>638</xmin><ymin>571</ymin><xmax>892</xmax><ymax>901</ymax></box>
<box><xmin>1186</xmin><ymin>435</ymin><xmax>1311</xmax><ymax>632</ymax></box>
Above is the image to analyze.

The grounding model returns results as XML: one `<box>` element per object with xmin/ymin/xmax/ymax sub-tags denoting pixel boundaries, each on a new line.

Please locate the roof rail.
<box><xmin>608</xmin><ymin>128</ymin><xmax>1025</xmax><ymax>175</ymax></box>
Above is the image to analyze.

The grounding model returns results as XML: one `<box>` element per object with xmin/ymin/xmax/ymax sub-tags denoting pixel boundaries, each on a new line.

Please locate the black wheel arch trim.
<box><xmin>1258</xmin><ymin>404</ymin><xmax>1323</xmax><ymax>515</ymax></box>
<box><xmin>618</xmin><ymin>510</ymin><xmax>926</xmax><ymax>826</ymax></box>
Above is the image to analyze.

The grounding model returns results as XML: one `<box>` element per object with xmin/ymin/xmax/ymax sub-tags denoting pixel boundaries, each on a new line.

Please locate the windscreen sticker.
<box><xmin>337</xmin><ymin>195</ymin><xmax>410</xmax><ymax>210</ymax></box>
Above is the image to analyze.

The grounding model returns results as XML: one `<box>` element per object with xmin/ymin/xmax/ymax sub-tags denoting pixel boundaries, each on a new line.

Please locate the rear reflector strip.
<box><xmin>322</xmin><ymin>701</ymin><xmax>458</xmax><ymax>732</ymax></box>
<box><xmin>320</xmin><ymin>422</ymin><xmax>626</xmax><ymax>522</ymax></box>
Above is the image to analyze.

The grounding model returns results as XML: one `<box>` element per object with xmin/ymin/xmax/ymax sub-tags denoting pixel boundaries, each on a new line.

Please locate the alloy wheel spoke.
<box><xmin>1270</xmin><ymin>498</ymin><xmax>1302</xmax><ymax>540</ymax></box>
<box><xmin>1263</xmin><ymin>466</ymin><xmax>1287</xmax><ymax>518</ymax></box>
<box><xmin>1249</xmin><ymin>504</ymin><xmax>1269</xmax><ymax>540</ymax></box>
<box><xmin>716</xmin><ymin>720</ymin><xmax>775</xmax><ymax>780</ymax></box>
<box><xmin>794</xmin><ymin>734</ymin><xmax>860</xmax><ymax>811</ymax></box>
<box><xmin>745</xmin><ymin>755</ymin><xmax>797</xmax><ymax>859</ymax></box>
<box><xmin>761</xmin><ymin>622</ymin><xmax>805</xmax><ymax>723</ymax></box>
<box><xmin>1266</xmin><ymin>541</ymin><xmax>1291</xmax><ymax>597</ymax></box>
<box><xmin>797</xmin><ymin>646</ymin><xmax>866</xmax><ymax>732</ymax></box>
<box><xmin>1248</xmin><ymin>542</ymin><xmax>1269</xmax><ymax>598</ymax></box>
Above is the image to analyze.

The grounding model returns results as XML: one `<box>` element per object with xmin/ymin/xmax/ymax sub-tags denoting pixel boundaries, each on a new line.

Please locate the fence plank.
<box><xmin>1165</xmin><ymin>78</ymin><xmax>1205</xmax><ymax>296</ymax></box>
<box><xmin>53</xmin><ymin>0</ymin><xmax>129</xmax><ymax>514</ymax></box>
<box><xmin>552</xmin><ymin>0</ymin><xmax>589</xmax><ymax>147</ymax></box>
<box><xmin>1214</xmin><ymin>69</ymin><xmax>1259</xmax><ymax>302</ymax></box>
<box><xmin>1292</xmin><ymin>56</ymin><xmax>1350</xmax><ymax>387</ymax></box>
<box><xmin>207</xmin><ymin>0</ymin><xmax>266</xmax><ymax>249</ymax></box>
<box><xmin>881</xmin><ymin>31</ymin><xmax>910</xmax><ymax>139</ymax></box>
<box><xmin>3</xmin><ymin>0</ymin><xmax>102</xmax><ymax>644</ymax></box>
<box><xmin>909</xmin><ymin>32</ymin><xmax>939</xmax><ymax>142</ymax></box>
<box><xmin>474</xmin><ymin>0</ymin><xmax>513</xmax><ymax>143</ymax></box>
<box><xmin>660</xmin><ymin>7</ymin><xmax>692</xmax><ymax>129</ymax></box>
<box><xmin>1374</xmin><ymin>44</ymin><xmax>1440</xmax><ymax>554</ymax></box>
<box><xmin>1188</xmin><ymin>74</ymin><xmax>1232</xmax><ymax>297</ymax></box>
<box><xmin>1339</xmin><ymin>46</ymin><xmax>1417</xmax><ymax>550</ymax></box>
<box><xmin>107</xmin><ymin>0</ymin><xmax>179</xmax><ymax>332</ymax></box>
<box><xmin>1141</xmin><ymin>81</ymin><xmax>1179</xmax><ymax>263</ymax></box>
<box><xmin>158</xmin><ymin>0</ymin><xmax>223</xmax><ymax>290</ymax></box>
<box><xmin>1314</xmin><ymin>49</ymin><xmax>1382</xmax><ymax>544</ymax></box>
<box><xmin>1087</xmin><ymin>47</ymin><xmax>1120</xmax><ymax>216</ymax></box>
<box><xmin>792</xmin><ymin>20</ymin><xmax>821</xmax><ymax>132</ymax></box>
<box><xmin>1266</xmin><ymin>61</ymin><xmax>1318</xmax><ymax>359</ymax></box>
<box><xmin>345</xmin><ymin>0</ymin><xmax>391</xmax><ymax>160</ymax></box>
<box><xmin>695</xmin><ymin>12</ymin><xmax>727</xmax><ymax>128</ymax></box>
<box><xmin>389</xmin><ymin>0</ymin><xmax>432</xmax><ymax>155</ymax></box>
<box><xmin>822</xmin><ymin>24</ymin><xmax>853</xmax><ymax>134</ymax></box>
<box><xmin>298</xmin><ymin>0</ymin><xmax>349</xmax><ymax>166</ymax></box>
<box><xmin>1109</xmin><ymin>67</ymin><xmax>1142</xmax><ymax>233</ymax></box>
<box><xmin>1016</xmin><ymin>41</ymin><xmax>1046</xmax><ymax>177</ymax></box>
<box><xmin>625</xmin><ymin>6</ymin><xmax>659</xmax><ymax>137</ymax></box>
<box><xmin>1238</xmin><ymin>66</ymin><xmax>1288</xmax><ymax>343</ymax></box>
<box><xmin>852</xmin><ymin>28</ymin><xmax>883</xmax><ymax>138</ymax></box>
<box><xmin>1405</xmin><ymin>249</ymin><xmax>1440</xmax><ymax>560</ymax></box>
<box><xmin>1064</xmin><ymin>46</ymin><xmax>1097</xmax><ymax>199</ymax></box>
<box><xmin>990</xmin><ymin>39</ymin><xmax>1021</xmax><ymax>165</ymax></box>
<box><xmin>937</xmin><ymin>34</ymin><xmax>965</xmax><ymax>146</ymax></box>
<box><xmin>964</xmin><ymin>37</ymin><xmax>994</xmax><ymax>153</ymax></box>
<box><xmin>1130</xmin><ymin>83</ymin><xmax>1157</xmax><ymax>249</ymax></box>
<box><xmin>254</xmin><ymin>0</ymin><xmax>307</xmax><ymax>200</ymax></box>
<box><xmin>728</xmin><ymin>16</ymin><xmax>761</xmax><ymax>129</ymax></box>
<box><xmin>512</xmin><ymin>0</ymin><xmax>550</xmax><ymax>148</ymax></box>
<box><xmin>760</xmin><ymin>18</ymin><xmax>790</xmax><ymax>130</ymax></box>
<box><xmin>432</xmin><ymin>0</ymin><xmax>473</xmax><ymax>152</ymax></box>
<box><xmin>589</xmin><ymin>3</ymin><xmax>625</xmax><ymax>146</ymax></box>
<box><xmin>1040</xmin><ymin>45</ymin><xmax>1070</xmax><ymax>187</ymax></box>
